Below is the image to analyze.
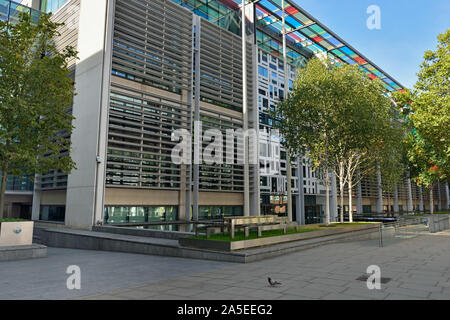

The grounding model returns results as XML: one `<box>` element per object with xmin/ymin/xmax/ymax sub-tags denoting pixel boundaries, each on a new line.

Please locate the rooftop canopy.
<box><xmin>175</xmin><ymin>0</ymin><xmax>404</xmax><ymax>92</ymax></box>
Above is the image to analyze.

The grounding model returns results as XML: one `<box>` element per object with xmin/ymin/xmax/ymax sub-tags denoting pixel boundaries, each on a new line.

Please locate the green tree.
<box><xmin>411</xmin><ymin>29</ymin><xmax>450</xmax><ymax>180</ymax></box>
<box><xmin>273</xmin><ymin>58</ymin><xmax>394</xmax><ymax>225</ymax></box>
<box><xmin>273</xmin><ymin>58</ymin><xmax>337</xmax><ymax>226</ymax></box>
<box><xmin>393</xmin><ymin>29</ymin><xmax>449</xmax><ymax>213</ymax></box>
<box><xmin>0</xmin><ymin>13</ymin><xmax>77</xmax><ymax>218</ymax></box>
<box><xmin>337</xmin><ymin>73</ymin><xmax>395</xmax><ymax>222</ymax></box>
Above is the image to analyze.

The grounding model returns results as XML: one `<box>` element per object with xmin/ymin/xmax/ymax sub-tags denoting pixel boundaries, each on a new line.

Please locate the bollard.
<box><xmin>379</xmin><ymin>224</ymin><xmax>383</xmax><ymax>248</ymax></box>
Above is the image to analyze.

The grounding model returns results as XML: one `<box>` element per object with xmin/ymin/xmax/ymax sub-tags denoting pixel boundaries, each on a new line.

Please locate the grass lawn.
<box><xmin>191</xmin><ymin>222</ymin><xmax>374</xmax><ymax>242</ymax></box>
<box><xmin>0</xmin><ymin>218</ymin><xmax>28</xmax><ymax>223</ymax></box>
<box><xmin>410</xmin><ymin>211</ymin><xmax>449</xmax><ymax>217</ymax></box>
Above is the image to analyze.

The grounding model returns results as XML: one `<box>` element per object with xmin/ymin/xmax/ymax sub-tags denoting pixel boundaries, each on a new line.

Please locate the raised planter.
<box><xmin>0</xmin><ymin>221</ymin><xmax>34</xmax><ymax>247</ymax></box>
<box><xmin>179</xmin><ymin>224</ymin><xmax>380</xmax><ymax>251</ymax></box>
<box><xmin>428</xmin><ymin>214</ymin><xmax>450</xmax><ymax>233</ymax></box>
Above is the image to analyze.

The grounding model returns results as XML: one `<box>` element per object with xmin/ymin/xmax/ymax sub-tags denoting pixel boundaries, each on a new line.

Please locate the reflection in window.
<box><xmin>40</xmin><ymin>0</ymin><xmax>69</xmax><ymax>13</ymax></box>
<box><xmin>198</xmin><ymin>206</ymin><xmax>243</xmax><ymax>220</ymax></box>
<box><xmin>40</xmin><ymin>205</ymin><xmax>65</xmax><ymax>222</ymax></box>
<box><xmin>104</xmin><ymin>206</ymin><xmax>178</xmax><ymax>224</ymax></box>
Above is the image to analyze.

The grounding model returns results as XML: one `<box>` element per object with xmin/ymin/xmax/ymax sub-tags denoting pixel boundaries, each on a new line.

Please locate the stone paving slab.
<box><xmin>3</xmin><ymin>229</ymin><xmax>450</xmax><ymax>300</ymax></box>
<box><xmin>74</xmin><ymin>230</ymin><xmax>450</xmax><ymax>300</ymax></box>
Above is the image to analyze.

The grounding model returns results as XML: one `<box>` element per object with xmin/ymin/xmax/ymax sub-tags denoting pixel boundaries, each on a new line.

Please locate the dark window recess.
<box><xmin>40</xmin><ymin>205</ymin><xmax>65</xmax><ymax>223</ymax></box>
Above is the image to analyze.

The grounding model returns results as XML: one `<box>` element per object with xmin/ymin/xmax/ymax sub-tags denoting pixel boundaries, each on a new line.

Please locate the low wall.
<box><xmin>429</xmin><ymin>215</ymin><xmax>450</xmax><ymax>233</ymax></box>
<box><xmin>34</xmin><ymin>224</ymin><xmax>381</xmax><ymax>263</ymax></box>
<box><xmin>92</xmin><ymin>225</ymin><xmax>194</xmax><ymax>240</ymax></box>
<box><xmin>179</xmin><ymin>224</ymin><xmax>380</xmax><ymax>251</ymax></box>
<box><xmin>0</xmin><ymin>244</ymin><xmax>47</xmax><ymax>262</ymax></box>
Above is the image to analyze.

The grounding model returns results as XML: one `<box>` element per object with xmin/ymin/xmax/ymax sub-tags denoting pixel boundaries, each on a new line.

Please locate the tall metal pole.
<box><xmin>193</xmin><ymin>16</ymin><xmax>201</xmax><ymax>221</ymax></box>
<box><xmin>242</xmin><ymin>1</ymin><xmax>250</xmax><ymax>216</ymax></box>
<box><xmin>282</xmin><ymin>0</ymin><xmax>293</xmax><ymax>222</ymax></box>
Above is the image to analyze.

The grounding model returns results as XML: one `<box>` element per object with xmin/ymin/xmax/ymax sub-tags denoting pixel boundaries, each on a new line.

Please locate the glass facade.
<box><xmin>0</xmin><ymin>172</ymin><xmax>34</xmax><ymax>192</ymax></box>
<box><xmin>104</xmin><ymin>206</ymin><xmax>178</xmax><ymax>224</ymax></box>
<box><xmin>0</xmin><ymin>0</ymin><xmax>40</xmax><ymax>23</ymax></box>
<box><xmin>198</xmin><ymin>206</ymin><xmax>243</xmax><ymax>220</ymax></box>
<box><xmin>40</xmin><ymin>0</ymin><xmax>68</xmax><ymax>13</ymax></box>
<box><xmin>40</xmin><ymin>205</ymin><xmax>65</xmax><ymax>222</ymax></box>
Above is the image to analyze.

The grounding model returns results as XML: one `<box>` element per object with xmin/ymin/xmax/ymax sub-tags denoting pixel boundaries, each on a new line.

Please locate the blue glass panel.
<box><xmin>0</xmin><ymin>0</ymin><xmax>10</xmax><ymax>21</ymax></box>
<box><xmin>285</xmin><ymin>15</ymin><xmax>301</xmax><ymax>28</ymax></box>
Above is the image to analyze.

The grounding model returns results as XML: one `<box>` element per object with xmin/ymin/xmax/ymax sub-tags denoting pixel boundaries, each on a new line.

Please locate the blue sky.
<box><xmin>15</xmin><ymin>0</ymin><xmax>449</xmax><ymax>89</ymax></box>
<box><xmin>293</xmin><ymin>0</ymin><xmax>450</xmax><ymax>89</ymax></box>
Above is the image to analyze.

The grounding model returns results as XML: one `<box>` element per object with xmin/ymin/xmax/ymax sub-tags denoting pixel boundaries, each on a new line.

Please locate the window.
<box><xmin>40</xmin><ymin>205</ymin><xmax>65</xmax><ymax>223</ymax></box>
<box><xmin>40</xmin><ymin>0</ymin><xmax>69</xmax><ymax>13</ymax></box>
<box><xmin>104</xmin><ymin>206</ymin><xmax>178</xmax><ymax>224</ymax></box>
<box><xmin>198</xmin><ymin>206</ymin><xmax>243</xmax><ymax>220</ymax></box>
<box><xmin>262</xmin><ymin>53</ymin><xmax>268</xmax><ymax>62</ymax></box>
<box><xmin>363</xmin><ymin>205</ymin><xmax>372</xmax><ymax>214</ymax></box>
<box><xmin>258</xmin><ymin>66</ymin><xmax>268</xmax><ymax>78</ymax></box>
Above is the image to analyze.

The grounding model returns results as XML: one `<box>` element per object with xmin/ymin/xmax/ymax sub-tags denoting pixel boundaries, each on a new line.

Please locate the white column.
<box><xmin>281</xmin><ymin>0</ymin><xmax>292</xmax><ymax>222</ymax></box>
<box><xmin>437</xmin><ymin>180</ymin><xmax>442</xmax><ymax>211</ymax></box>
<box><xmin>242</xmin><ymin>0</ymin><xmax>250</xmax><ymax>216</ymax></box>
<box><xmin>330</xmin><ymin>172</ymin><xmax>338</xmax><ymax>222</ymax></box>
<box><xmin>445</xmin><ymin>183</ymin><xmax>449</xmax><ymax>210</ymax></box>
<box><xmin>65</xmin><ymin>0</ymin><xmax>114</xmax><ymax>229</ymax></box>
<box><xmin>250</xmin><ymin>40</ymin><xmax>261</xmax><ymax>217</ymax></box>
<box><xmin>419</xmin><ymin>186</ymin><xmax>424</xmax><ymax>212</ymax></box>
<box><xmin>407</xmin><ymin>175</ymin><xmax>414</xmax><ymax>213</ymax></box>
<box><xmin>31</xmin><ymin>175</ymin><xmax>41</xmax><ymax>221</ymax></box>
<box><xmin>296</xmin><ymin>158</ymin><xmax>305</xmax><ymax>225</ymax></box>
<box><xmin>393</xmin><ymin>184</ymin><xmax>399</xmax><ymax>213</ymax></box>
<box><xmin>192</xmin><ymin>15</ymin><xmax>201</xmax><ymax>221</ymax></box>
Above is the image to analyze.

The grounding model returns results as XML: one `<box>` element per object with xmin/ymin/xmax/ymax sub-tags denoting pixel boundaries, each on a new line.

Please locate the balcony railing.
<box><xmin>0</xmin><ymin>0</ymin><xmax>41</xmax><ymax>24</ymax></box>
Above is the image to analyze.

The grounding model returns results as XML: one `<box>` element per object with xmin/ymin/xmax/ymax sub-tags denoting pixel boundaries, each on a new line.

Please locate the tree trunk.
<box><xmin>339</xmin><ymin>178</ymin><xmax>344</xmax><ymax>223</ymax></box>
<box><xmin>348</xmin><ymin>175</ymin><xmax>353</xmax><ymax>222</ymax></box>
<box><xmin>325</xmin><ymin>167</ymin><xmax>331</xmax><ymax>226</ymax></box>
<box><xmin>0</xmin><ymin>164</ymin><xmax>8</xmax><ymax>219</ymax></box>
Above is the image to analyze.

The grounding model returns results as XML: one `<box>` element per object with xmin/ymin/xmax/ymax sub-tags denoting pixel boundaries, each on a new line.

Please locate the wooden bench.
<box><xmin>223</xmin><ymin>215</ymin><xmax>296</xmax><ymax>239</ymax></box>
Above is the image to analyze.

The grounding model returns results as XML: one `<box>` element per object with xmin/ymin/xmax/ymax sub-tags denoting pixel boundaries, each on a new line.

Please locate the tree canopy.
<box><xmin>393</xmin><ymin>29</ymin><xmax>449</xmax><ymax>190</ymax></box>
<box><xmin>273</xmin><ymin>57</ymin><xmax>396</xmax><ymax>223</ymax></box>
<box><xmin>0</xmin><ymin>13</ymin><xmax>78</xmax><ymax>217</ymax></box>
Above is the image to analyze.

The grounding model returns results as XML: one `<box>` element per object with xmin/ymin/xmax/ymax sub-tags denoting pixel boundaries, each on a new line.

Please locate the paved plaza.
<box><xmin>1</xmin><ymin>230</ymin><xmax>450</xmax><ymax>300</ymax></box>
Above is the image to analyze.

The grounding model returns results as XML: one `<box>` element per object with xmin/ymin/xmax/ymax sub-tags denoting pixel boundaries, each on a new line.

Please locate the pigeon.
<box><xmin>268</xmin><ymin>277</ymin><xmax>282</xmax><ymax>287</ymax></box>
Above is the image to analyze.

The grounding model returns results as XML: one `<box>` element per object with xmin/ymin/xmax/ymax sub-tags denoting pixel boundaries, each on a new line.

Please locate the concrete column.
<box><xmin>65</xmin><ymin>0</ymin><xmax>114</xmax><ymax>229</ymax></box>
<box><xmin>376</xmin><ymin>164</ymin><xmax>383</xmax><ymax>214</ymax></box>
<box><xmin>407</xmin><ymin>176</ymin><xmax>414</xmax><ymax>213</ymax></box>
<box><xmin>393</xmin><ymin>184</ymin><xmax>399</xmax><ymax>213</ymax></box>
<box><xmin>419</xmin><ymin>186</ymin><xmax>424</xmax><ymax>212</ymax></box>
<box><xmin>437</xmin><ymin>180</ymin><xmax>442</xmax><ymax>211</ymax></box>
<box><xmin>192</xmin><ymin>15</ymin><xmax>201</xmax><ymax>222</ymax></box>
<box><xmin>281</xmin><ymin>0</ymin><xmax>292</xmax><ymax>222</ymax></box>
<box><xmin>295</xmin><ymin>157</ymin><xmax>305</xmax><ymax>225</ymax></box>
<box><xmin>31</xmin><ymin>176</ymin><xmax>41</xmax><ymax>221</ymax></box>
<box><xmin>356</xmin><ymin>170</ymin><xmax>363</xmax><ymax>214</ymax></box>
<box><xmin>241</xmin><ymin>0</ymin><xmax>250</xmax><ymax>217</ymax></box>
<box><xmin>330</xmin><ymin>172</ymin><xmax>337</xmax><ymax>222</ymax></box>
<box><xmin>22</xmin><ymin>0</ymin><xmax>40</xmax><ymax>10</ymax></box>
<box><xmin>178</xmin><ymin>88</ymin><xmax>189</xmax><ymax>221</ymax></box>
<box><xmin>445</xmin><ymin>183</ymin><xmax>449</xmax><ymax>210</ymax></box>
<box><xmin>249</xmin><ymin>42</ymin><xmax>260</xmax><ymax>216</ymax></box>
